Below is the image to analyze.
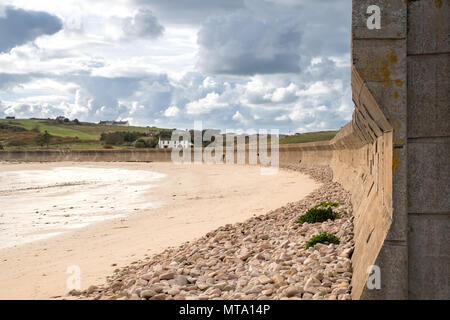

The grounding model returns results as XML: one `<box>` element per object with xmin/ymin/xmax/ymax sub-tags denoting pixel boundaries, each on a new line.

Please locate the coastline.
<box><xmin>0</xmin><ymin>162</ymin><xmax>319</xmax><ymax>299</ymax></box>
<box><xmin>80</xmin><ymin>164</ymin><xmax>355</xmax><ymax>300</ymax></box>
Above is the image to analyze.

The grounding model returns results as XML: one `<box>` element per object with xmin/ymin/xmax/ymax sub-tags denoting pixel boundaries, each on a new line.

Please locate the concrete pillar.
<box><xmin>352</xmin><ymin>0</ymin><xmax>449</xmax><ymax>299</ymax></box>
<box><xmin>406</xmin><ymin>0</ymin><xmax>449</xmax><ymax>300</ymax></box>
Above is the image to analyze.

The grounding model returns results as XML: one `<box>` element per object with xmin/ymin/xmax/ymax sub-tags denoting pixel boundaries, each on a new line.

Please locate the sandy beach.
<box><xmin>0</xmin><ymin>162</ymin><xmax>319</xmax><ymax>299</ymax></box>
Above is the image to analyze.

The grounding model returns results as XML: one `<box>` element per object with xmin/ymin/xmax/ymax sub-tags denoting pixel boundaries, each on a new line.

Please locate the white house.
<box><xmin>158</xmin><ymin>137</ymin><xmax>191</xmax><ymax>149</ymax></box>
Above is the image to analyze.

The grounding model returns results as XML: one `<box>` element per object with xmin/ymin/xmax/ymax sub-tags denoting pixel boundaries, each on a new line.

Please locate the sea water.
<box><xmin>0</xmin><ymin>166</ymin><xmax>166</xmax><ymax>249</ymax></box>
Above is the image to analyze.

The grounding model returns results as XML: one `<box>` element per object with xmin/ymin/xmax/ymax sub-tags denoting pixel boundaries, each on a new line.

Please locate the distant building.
<box><xmin>99</xmin><ymin>120</ymin><xmax>129</xmax><ymax>126</ymax></box>
<box><xmin>56</xmin><ymin>116</ymin><xmax>66</xmax><ymax>121</ymax></box>
<box><xmin>148</xmin><ymin>130</ymin><xmax>158</xmax><ymax>137</ymax></box>
<box><xmin>158</xmin><ymin>137</ymin><xmax>191</xmax><ymax>149</ymax></box>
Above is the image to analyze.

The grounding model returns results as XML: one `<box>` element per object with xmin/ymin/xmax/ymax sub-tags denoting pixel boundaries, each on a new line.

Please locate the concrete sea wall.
<box><xmin>0</xmin><ymin>0</ymin><xmax>448</xmax><ymax>299</ymax></box>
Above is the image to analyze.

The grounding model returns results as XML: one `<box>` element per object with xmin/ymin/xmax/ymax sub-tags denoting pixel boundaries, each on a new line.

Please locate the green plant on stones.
<box><xmin>317</xmin><ymin>201</ymin><xmax>339</xmax><ymax>208</ymax></box>
<box><xmin>296</xmin><ymin>201</ymin><xmax>340</xmax><ymax>224</ymax></box>
<box><xmin>305</xmin><ymin>232</ymin><xmax>340</xmax><ymax>249</ymax></box>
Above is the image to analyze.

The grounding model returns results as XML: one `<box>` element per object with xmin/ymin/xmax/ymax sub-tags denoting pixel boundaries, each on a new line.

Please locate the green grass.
<box><xmin>2</xmin><ymin>142</ymin><xmax>138</xmax><ymax>150</ymax></box>
<box><xmin>0</xmin><ymin>119</ymin><xmax>153</xmax><ymax>140</ymax></box>
<box><xmin>47</xmin><ymin>143</ymin><xmax>105</xmax><ymax>150</ymax></box>
<box><xmin>296</xmin><ymin>201</ymin><xmax>340</xmax><ymax>224</ymax></box>
<box><xmin>0</xmin><ymin>119</ymin><xmax>95</xmax><ymax>140</ymax></box>
<box><xmin>305</xmin><ymin>232</ymin><xmax>340</xmax><ymax>249</ymax></box>
<box><xmin>1</xmin><ymin>119</ymin><xmax>336</xmax><ymax>144</ymax></box>
<box><xmin>52</xmin><ymin>143</ymin><xmax>135</xmax><ymax>150</ymax></box>
<box><xmin>1</xmin><ymin>118</ymin><xmax>337</xmax><ymax>150</ymax></box>
<box><xmin>316</xmin><ymin>201</ymin><xmax>340</xmax><ymax>208</ymax></box>
<box><xmin>0</xmin><ymin>118</ymin><xmax>180</xmax><ymax>151</ymax></box>
<box><xmin>63</xmin><ymin>123</ymin><xmax>151</xmax><ymax>139</ymax></box>
<box><xmin>279</xmin><ymin>131</ymin><xmax>337</xmax><ymax>145</ymax></box>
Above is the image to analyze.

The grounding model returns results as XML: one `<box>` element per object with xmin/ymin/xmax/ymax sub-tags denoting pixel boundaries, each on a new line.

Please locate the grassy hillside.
<box><xmin>279</xmin><ymin>131</ymin><xmax>337</xmax><ymax>145</ymax></box>
<box><xmin>0</xmin><ymin>118</ymin><xmax>338</xmax><ymax>150</ymax></box>
<box><xmin>0</xmin><ymin>118</ymin><xmax>163</xmax><ymax>150</ymax></box>
<box><xmin>0</xmin><ymin>119</ymin><xmax>151</xmax><ymax>140</ymax></box>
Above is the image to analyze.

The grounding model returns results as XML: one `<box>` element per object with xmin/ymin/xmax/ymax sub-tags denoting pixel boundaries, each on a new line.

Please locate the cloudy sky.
<box><xmin>0</xmin><ymin>0</ymin><xmax>352</xmax><ymax>133</ymax></box>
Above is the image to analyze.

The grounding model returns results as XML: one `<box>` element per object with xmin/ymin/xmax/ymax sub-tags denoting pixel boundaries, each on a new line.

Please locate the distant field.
<box><xmin>0</xmin><ymin>119</ymin><xmax>150</xmax><ymax>140</ymax></box>
<box><xmin>7</xmin><ymin>143</ymin><xmax>136</xmax><ymax>150</ymax></box>
<box><xmin>279</xmin><ymin>131</ymin><xmax>337</xmax><ymax>144</ymax></box>
<box><xmin>0</xmin><ymin>118</ymin><xmax>338</xmax><ymax>150</ymax></box>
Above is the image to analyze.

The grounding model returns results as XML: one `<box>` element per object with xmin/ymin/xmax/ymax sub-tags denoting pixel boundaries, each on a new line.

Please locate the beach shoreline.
<box><xmin>0</xmin><ymin>162</ymin><xmax>319</xmax><ymax>299</ymax></box>
<box><xmin>79</xmin><ymin>164</ymin><xmax>354</xmax><ymax>301</ymax></box>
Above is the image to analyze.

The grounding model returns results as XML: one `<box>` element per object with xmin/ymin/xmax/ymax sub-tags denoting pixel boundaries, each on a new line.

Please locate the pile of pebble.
<box><xmin>72</xmin><ymin>165</ymin><xmax>354</xmax><ymax>300</ymax></box>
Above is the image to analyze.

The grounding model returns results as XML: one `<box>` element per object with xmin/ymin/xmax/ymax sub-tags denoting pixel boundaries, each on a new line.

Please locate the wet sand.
<box><xmin>0</xmin><ymin>166</ymin><xmax>166</xmax><ymax>250</ymax></box>
<box><xmin>0</xmin><ymin>162</ymin><xmax>319</xmax><ymax>299</ymax></box>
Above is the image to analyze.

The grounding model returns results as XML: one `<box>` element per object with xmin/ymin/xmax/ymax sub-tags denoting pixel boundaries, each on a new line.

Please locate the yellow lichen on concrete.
<box><xmin>359</xmin><ymin>58</ymin><xmax>391</xmax><ymax>85</ymax></box>
<box><xmin>392</xmin><ymin>149</ymin><xmax>402</xmax><ymax>173</ymax></box>
<box><xmin>394</xmin><ymin>79</ymin><xmax>404</xmax><ymax>87</ymax></box>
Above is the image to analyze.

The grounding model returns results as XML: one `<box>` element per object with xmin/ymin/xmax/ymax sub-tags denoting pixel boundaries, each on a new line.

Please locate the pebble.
<box><xmin>86</xmin><ymin>285</ymin><xmax>97</xmax><ymax>295</ymax></box>
<box><xmin>285</xmin><ymin>286</ymin><xmax>303</xmax><ymax>298</ymax></box>
<box><xmin>261</xmin><ymin>289</ymin><xmax>273</xmax><ymax>296</ymax></box>
<box><xmin>141</xmin><ymin>290</ymin><xmax>156</xmax><ymax>299</ymax></box>
<box><xmin>150</xmin><ymin>293</ymin><xmax>167</xmax><ymax>300</ymax></box>
<box><xmin>196</xmin><ymin>282</ymin><xmax>210</xmax><ymax>290</ymax></box>
<box><xmin>174</xmin><ymin>275</ymin><xmax>189</xmax><ymax>286</ymax></box>
<box><xmin>159</xmin><ymin>272</ymin><xmax>175</xmax><ymax>280</ymax></box>
<box><xmin>74</xmin><ymin>165</ymin><xmax>354</xmax><ymax>301</ymax></box>
<box><xmin>258</xmin><ymin>275</ymin><xmax>273</xmax><ymax>285</ymax></box>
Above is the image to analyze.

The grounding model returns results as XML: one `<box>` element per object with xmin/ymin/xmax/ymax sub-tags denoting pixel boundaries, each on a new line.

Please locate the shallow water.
<box><xmin>0</xmin><ymin>166</ymin><xmax>166</xmax><ymax>249</ymax></box>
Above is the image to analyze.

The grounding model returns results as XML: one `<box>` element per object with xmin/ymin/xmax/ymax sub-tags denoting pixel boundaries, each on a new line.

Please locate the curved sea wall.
<box><xmin>0</xmin><ymin>0</ymin><xmax>448</xmax><ymax>299</ymax></box>
<box><xmin>0</xmin><ymin>148</ymin><xmax>174</xmax><ymax>162</ymax></box>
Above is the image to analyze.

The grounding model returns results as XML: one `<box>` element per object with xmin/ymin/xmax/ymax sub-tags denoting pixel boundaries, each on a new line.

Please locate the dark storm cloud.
<box><xmin>197</xmin><ymin>12</ymin><xmax>302</xmax><ymax>75</ymax></box>
<box><xmin>295</xmin><ymin>1</ymin><xmax>351</xmax><ymax>58</ymax></box>
<box><xmin>134</xmin><ymin>0</ymin><xmax>245</xmax><ymax>24</ymax></box>
<box><xmin>131</xmin><ymin>0</ymin><xmax>351</xmax><ymax>77</ymax></box>
<box><xmin>0</xmin><ymin>6</ymin><xmax>63</xmax><ymax>53</ymax></box>
<box><xmin>194</xmin><ymin>0</ymin><xmax>351</xmax><ymax>76</ymax></box>
<box><xmin>0</xmin><ymin>73</ymin><xmax>33</xmax><ymax>90</ymax></box>
<box><xmin>122</xmin><ymin>9</ymin><xmax>165</xmax><ymax>39</ymax></box>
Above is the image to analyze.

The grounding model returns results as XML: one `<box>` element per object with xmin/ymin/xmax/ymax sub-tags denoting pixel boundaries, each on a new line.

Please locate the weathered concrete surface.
<box><xmin>350</xmin><ymin>0</ymin><xmax>449</xmax><ymax>300</ymax></box>
<box><xmin>0</xmin><ymin>148</ymin><xmax>174</xmax><ymax>162</ymax></box>
<box><xmin>350</xmin><ymin>0</ymin><xmax>409</xmax><ymax>300</ymax></box>
<box><xmin>0</xmin><ymin>0</ymin><xmax>447</xmax><ymax>300</ymax></box>
<box><xmin>405</xmin><ymin>0</ymin><xmax>450</xmax><ymax>300</ymax></box>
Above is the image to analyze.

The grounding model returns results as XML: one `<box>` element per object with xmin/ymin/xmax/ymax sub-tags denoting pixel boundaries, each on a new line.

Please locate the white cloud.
<box><xmin>270</xmin><ymin>83</ymin><xmax>298</xmax><ymax>103</ymax></box>
<box><xmin>119</xmin><ymin>9</ymin><xmax>165</xmax><ymax>40</ymax></box>
<box><xmin>186</xmin><ymin>92</ymin><xmax>228</xmax><ymax>115</ymax></box>
<box><xmin>297</xmin><ymin>81</ymin><xmax>331</xmax><ymax>97</ymax></box>
<box><xmin>164</xmin><ymin>105</ymin><xmax>179</xmax><ymax>117</ymax></box>
<box><xmin>232</xmin><ymin>110</ymin><xmax>247</xmax><ymax>124</ymax></box>
<box><xmin>274</xmin><ymin>114</ymin><xmax>289</xmax><ymax>121</ymax></box>
<box><xmin>90</xmin><ymin>58</ymin><xmax>164</xmax><ymax>78</ymax></box>
<box><xmin>12</xmin><ymin>78</ymin><xmax>79</xmax><ymax>94</ymax></box>
<box><xmin>201</xmin><ymin>76</ymin><xmax>217</xmax><ymax>89</ymax></box>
